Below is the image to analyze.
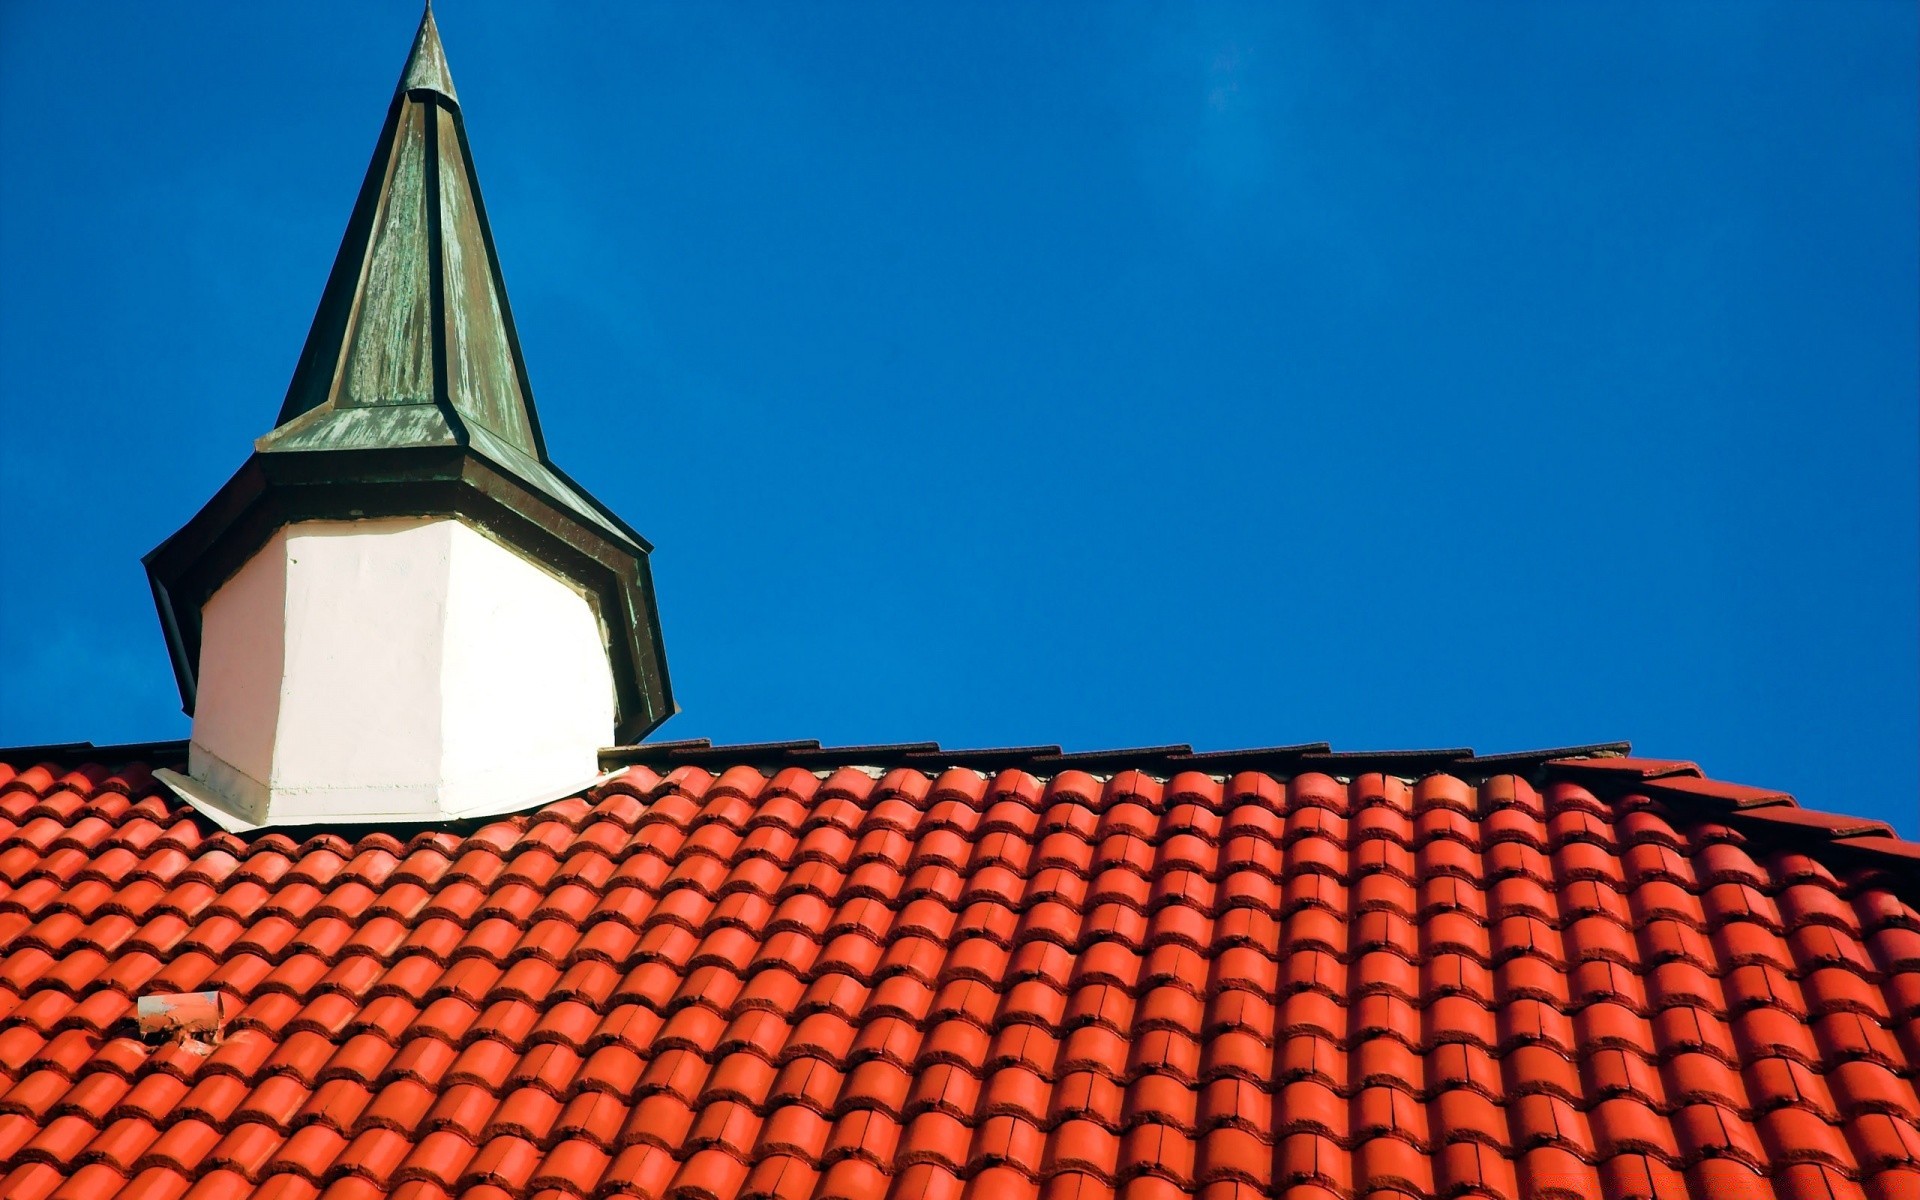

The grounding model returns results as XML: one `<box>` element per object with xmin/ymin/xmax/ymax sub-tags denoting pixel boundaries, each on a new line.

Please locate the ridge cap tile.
<box><xmin>1640</xmin><ymin>774</ymin><xmax>1798</xmax><ymax>809</ymax></box>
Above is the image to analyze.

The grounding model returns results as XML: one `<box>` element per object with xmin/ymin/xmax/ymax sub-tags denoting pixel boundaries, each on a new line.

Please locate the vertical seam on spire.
<box><xmin>448</xmin><ymin>117</ymin><xmax>546</xmax><ymax>459</ymax></box>
<box><xmin>325</xmin><ymin>100</ymin><xmax>412</xmax><ymax>413</ymax></box>
<box><xmin>423</xmin><ymin>100</ymin><xmax>458</xmax><ymax>437</ymax></box>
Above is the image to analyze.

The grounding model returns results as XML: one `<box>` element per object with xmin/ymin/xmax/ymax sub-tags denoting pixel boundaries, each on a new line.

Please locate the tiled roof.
<box><xmin>1</xmin><ymin>741</ymin><xmax>1918</xmax><ymax>1200</ymax></box>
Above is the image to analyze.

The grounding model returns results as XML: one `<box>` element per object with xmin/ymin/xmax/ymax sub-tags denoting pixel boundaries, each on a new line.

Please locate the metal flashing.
<box><xmin>153</xmin><ymin>764</ymin><xmax>625</xmax><ymax>833</ymax></box>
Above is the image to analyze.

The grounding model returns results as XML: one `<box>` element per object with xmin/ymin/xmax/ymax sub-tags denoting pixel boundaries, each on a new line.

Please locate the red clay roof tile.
<box><xmin>0</xmin><ymin>744</ymin><xmax>1917</xmax><ymax>1197</ymax></box>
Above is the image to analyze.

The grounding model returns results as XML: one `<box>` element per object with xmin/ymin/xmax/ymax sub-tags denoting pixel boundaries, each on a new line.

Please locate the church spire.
<box><xmin>259</xmin><ymin>4</ymin><xmax>626</xmax><ymax>543</ymax></box>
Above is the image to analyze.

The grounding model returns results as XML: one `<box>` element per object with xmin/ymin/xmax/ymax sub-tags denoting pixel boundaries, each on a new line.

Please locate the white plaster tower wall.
<box><xmin>189</xmin><ymin>531</ymin><xmax>290</xmax><ymax>822</ymax></box>
<box><xmin>183</xmin><ymin>516</ymin><xmax>616</xmax><ymax>828</ymax></box>
<box><xmin>439</xmin><ymin>519</ymin><xmax>618</xmax><ymax>810</ymax></box>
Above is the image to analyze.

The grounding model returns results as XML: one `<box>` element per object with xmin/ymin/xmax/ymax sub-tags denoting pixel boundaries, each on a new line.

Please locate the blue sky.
<box><xmin>1</xmin><ymin>4</ymin><xmax>1914</xmax><ymax>831</ymax></box>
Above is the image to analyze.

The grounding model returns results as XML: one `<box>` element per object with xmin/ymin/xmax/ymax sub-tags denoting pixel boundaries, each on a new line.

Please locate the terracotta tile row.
<box><xmin>5</xmin><ymin>977</ymin><xmax>1918</xmax><ymax>1100</ymax></box>
<box><xmin>0</xmin><ymin>848</ymin><xmax>1900</xmax><ymax>958</ymax></box>
<box><xmin>2</xmin><ymin>1108</ymin><xmax>1918</xmax><ymax>1199</ymax></box>
<box><xmin>0</xmin><ymin>861</ymin><xmax>1911</xmax><ymax>1009</ymax></box>
<box><xmin>0</xmin><ymin>788</ymin><xmax>1900</xmax><ymax>921</ymax></box>
<box><xmin>0</xmin><ymin>1069</ymin><xmax>1916</xmax><ymax>1188</ymax></box>
<box><xmin>0</xmin><ymin>756</ymin><xmax>1833</xmax><ymax>845</ymax></box>
<box><xmin>0</xmin><ymin>752</ymin><xmax>1889</xmax><ymax>864</ymax></box>
<box><xmin>4</xmin><ymin>935</ymin><xmax>1918</xmax><ymax>1052</ymax></box>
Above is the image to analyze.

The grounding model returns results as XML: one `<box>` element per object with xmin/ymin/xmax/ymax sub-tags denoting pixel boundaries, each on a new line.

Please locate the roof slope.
<box><xmin>0</xmin><ymin>744</ymin><xmax>1918</xmax><ymax>1200</ymax></box>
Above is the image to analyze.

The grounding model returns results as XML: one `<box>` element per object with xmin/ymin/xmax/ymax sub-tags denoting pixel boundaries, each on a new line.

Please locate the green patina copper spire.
<box><xmin>262</xmin><ymin>4</ymin><xmax>629</xmax><ymax>545</ymax></box>
<box><xmin>399</xmin><ymin>2</ymin><xmax>457</xmax><ymax>102</ymax></box>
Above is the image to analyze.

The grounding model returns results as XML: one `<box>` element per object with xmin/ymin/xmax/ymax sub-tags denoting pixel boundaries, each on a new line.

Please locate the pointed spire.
<box><xmin>399</xmin><ymin>4</ymin><xmax>458</xmax><ymax>103</ymax></box>
<box><xmin>261</xmin><ymin>6</ymin><xmax>631</xmax><ymax>545</ymax></box>
<box><xmin>144</xmin><ymin>5</ymin><xmax>673</xmax><ymax>765</ymax></box>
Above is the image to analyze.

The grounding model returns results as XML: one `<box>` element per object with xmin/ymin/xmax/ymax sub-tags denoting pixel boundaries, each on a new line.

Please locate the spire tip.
<box><xmin>400</xmin><ymin>2</ymin><xmax>457</xmax><ymax>103</ymax></box>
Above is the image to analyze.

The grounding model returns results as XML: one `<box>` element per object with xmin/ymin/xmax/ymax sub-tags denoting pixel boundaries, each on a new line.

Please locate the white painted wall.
<box><xmin>440</xmin><ymin>520</ymin><xmax>617</xmax><ymax>810</ymax></box>
<box><xmin>190</xmin><ymin>532</ymin><xmax>288</xmax><ymax>824</ymax></box>
<box><xmin>181</xmin><ymin>516</ymin><xmax>615</xmax><ymax>828</ymax></box>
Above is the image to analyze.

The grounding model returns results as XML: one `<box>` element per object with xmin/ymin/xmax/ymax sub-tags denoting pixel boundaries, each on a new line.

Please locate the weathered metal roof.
<box><xmin>144</xmin><ymin>6</ymin><xmax>674</xmax><ymax>745</ymax></box>
<box><xmin>398</xmin><ymin>1</ymin><xmax>457</xmax><ymax>102</ymax></box>
<box><xmin>261</xmin><ymin>5</ymin><xmax>631</xmax><ymax>549</ymax></box>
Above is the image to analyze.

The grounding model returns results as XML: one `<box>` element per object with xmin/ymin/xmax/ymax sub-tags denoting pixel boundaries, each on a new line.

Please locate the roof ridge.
<box><xmin>597</xmin><ymin>736</ymin><xmax>1625</xmax><ymax>778</ymax></box>
<box><xmin>1544</xmin><ymin>756</ymin><xmax>1920</xmax><ymax>878</ymax></box>
<box><xmin>4</xmin><ymin>735</ymin><xmax>1914</xmax><ymax>887</ymax></box>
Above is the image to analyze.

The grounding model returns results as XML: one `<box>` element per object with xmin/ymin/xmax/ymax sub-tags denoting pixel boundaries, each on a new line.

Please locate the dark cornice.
<box><xmin>143</xmin><ymin>446</ymin><xmax>673</xmax><ymax>744</ymax></box>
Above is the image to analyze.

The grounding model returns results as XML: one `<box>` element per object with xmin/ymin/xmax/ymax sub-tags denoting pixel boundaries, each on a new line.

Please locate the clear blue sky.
<box><xmin>1</xmin><ymin>4</ymin><xmax>1914</xmax><ymax>831</ymax></box>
